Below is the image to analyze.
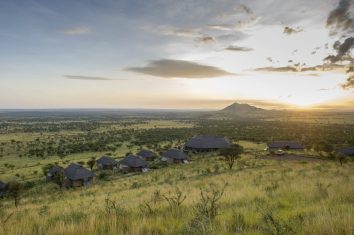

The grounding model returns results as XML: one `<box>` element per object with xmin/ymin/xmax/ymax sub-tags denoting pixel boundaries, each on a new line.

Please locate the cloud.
<box><xmin>149</xmin><ymin>25</ymin><xmax>201</xmax><ymax>38</ymax></box>
<box><xmin>59</xmin><ymin>26</ymin><xmax>91</xmax><ymax>35</ymax></box>
<box><xmin>253</xmin><ymin>66</ymin><xmax>298</xmax><ymax>72</ymax></box>
<box><xmin>283</xmin><ymin>26</ymin><xmax>303</xmax><ymax>35</ymax></box>
<box><xmin>235</xmin><ymin>4</ymin><xmax>253</xmax><ymax>15</ymax></box>
<box><xmin>342</xmin><ymin>65</ymin><xmax>354</xmax><ymax>89</ymax></box>
<box><xmin>324</xmin><ymin>37</ymin><xmax>354</xmax><ymax>63</ymax></box>
<box><xmin>209</xmin><ymin>5</ymin><xmax>259</xmax><ymax>31</ymax></box>
<box><xmin>195</xmin><ymin>36</ymin><xmax>215</xmax><ymax>43</ymax></box>
<box><xmin>341</xmin><ymin>73</ymin><xmax>354</xmax><ymax>89</ymax></box>
<box><xmin>216</xmin><ymin>32</ymin><xmax>248</xmax><ymax>42</ymax></box>
<box><xmin>300</xmin><ymin>63</ymin><xmax>348</xmax><ymax>72</ymax></box>
<box><xmin>125</xmin><ymin>59</ymin><xmax>235</xmax><ymax>78</ymax></box>
<box><xmin>64</xmin><ymin>75</ymin><xmax>114</xmax><ymax>81</ymax></box>
<box><xmin>326</xmin><ymin>0</ymin><xmax>354</xmax><ymax>34</ymax></box>
<box><xmin>253</xmin><ymin>63</ymin><xmax>348</xmax><ymax>73</ymax></box>
<box><xmin>323</xmin><ymin>37</ymin><xmax>354</xmax><ymax>90</ymax></box>
<box><xmin>302</xmin><ymin>73</ymin><xmax>320</xmax><ymax>77</ymax></box>
<box><xmin>208</xmin><ymin>24</ymin><xmax>234</xmax><ymax>31</ymax></box>
<box><xmin>252</xmin><ymin>62</ymin><xmax>354</xmax><ymax>90</ymax></box>
<box><xmin>208</xmin><ymin>16</ymin><xmax>260</xmax><ymax>31</ymax></box>
<box><xmin>225</xmin><ymin>45</ymin><xmax>253</xmax><ymax>52</ymax></box>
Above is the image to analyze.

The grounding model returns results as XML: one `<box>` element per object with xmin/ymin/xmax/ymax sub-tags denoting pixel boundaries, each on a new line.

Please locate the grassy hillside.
<box><xmin>1</xmin><ymin>153</ymin><xmax>353</xmax><ymax>235</ymax></box>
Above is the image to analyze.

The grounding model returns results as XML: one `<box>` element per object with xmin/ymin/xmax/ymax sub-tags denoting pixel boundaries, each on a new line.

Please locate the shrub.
<box><xmin>194</xmin><ymin>183</ymin><xmax>227</xmax><ymax>221</ymax></box>
<box><xmin>163</xmin><ymin>187</ymin><xmax>186</xmax><ymax>214</ymax></box>
<box><xmin>104</xmin><ymin>197</ymin><xmax>128</xmax><ymax>219</ymax></box>
<box><xmin>98</xmin><ymin>172</ymin><xmax>110</xmax><ymax>181</ymax></box>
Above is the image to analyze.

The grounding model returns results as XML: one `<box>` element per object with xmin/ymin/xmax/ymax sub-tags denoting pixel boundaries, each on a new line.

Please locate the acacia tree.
<box><xmin>220</xmin><ymin>144</ymin><xmax>244</xmax><ymax>170</ymax></box>
<box><xmin>7</xmin><ymin>181</ymin><xmax>22</xmax><ymax>208</ymax></box>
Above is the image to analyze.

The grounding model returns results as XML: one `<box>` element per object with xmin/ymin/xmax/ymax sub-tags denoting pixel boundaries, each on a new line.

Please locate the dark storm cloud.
<box><xmin>125</xmin><ymin>59</ymin><xmax>235</xmax><ymax>78</ymax></box>
<box><xmin>326</xmin><ymin>0</ymin><xmax>354</xmax><ymax>34</ymax></box>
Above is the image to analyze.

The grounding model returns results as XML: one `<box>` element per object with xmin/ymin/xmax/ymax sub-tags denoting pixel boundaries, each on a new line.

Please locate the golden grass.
<box><xmin>1</xmin><ymin>155</ymin><xmax>353</xmax><ymax>235</ymax></box>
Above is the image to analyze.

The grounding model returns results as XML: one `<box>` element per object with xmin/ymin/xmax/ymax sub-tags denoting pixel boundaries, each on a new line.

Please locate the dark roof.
<box><xmin>137</xmin><ymin>150</ymin><xmax>155</xmax><ymax>159</ymax></box>
<box><xmin>48</xmin><ymin>166</ymin><xmax>64</xmax><ymax>175</ymax></box>
<box><xmin>64</xmin><ymin>163</ymin><xmax>95</xmax><ymax>180</ymax></box>
<box><xmin>0</xmin><ymin>181</ymin><xmax>6</xmax><ymax>190</ymax></box>
<box><xmin>185</xmin><ymin>136</ymin><xmax>230</xmax><ymax>149</ymax></box>
<box><xmin>268</xmin><ymin>141</ymin><xmax>304</xmax><ymax>149</ymax></box>
<box><xmin>162</xmin><ymin>149</ymin><xmax>188</xmax><ymax>160</ymax></box>
<box><xmin>120</xmin><ymin>155</ymin><xmax>147</xmax><ymax>168</ymax></box>
<box><xmin>96</xmin><ymin>156</ymin><xmax>118</xmax><ymax>166</ymax></box>
<box><xmin>337</xmin><ymin>147</ymin><xmax>354</xmax><ymax>156</ymax></box>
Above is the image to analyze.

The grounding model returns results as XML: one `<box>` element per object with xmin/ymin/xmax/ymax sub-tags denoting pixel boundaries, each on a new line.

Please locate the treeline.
<box><xmin>0</xmin><ymin>119</ymin><xmax>354</xmax><ymax>160</ymax></box>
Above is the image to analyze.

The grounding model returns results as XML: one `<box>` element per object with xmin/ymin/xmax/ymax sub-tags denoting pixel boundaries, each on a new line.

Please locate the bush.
<box><xmin>194</xmin><ymin>183</ymin><xmax>227</xmax><ymax>221</ymax></box>
<box><xmin>98</xmin><ymin>172</ymin><xmax>110</xmax><ymax>181</ymax></box>
<box><xmin>163</xmin><ymin>187</ymin><xmax>186</xmax><ymax>214</ymax></box>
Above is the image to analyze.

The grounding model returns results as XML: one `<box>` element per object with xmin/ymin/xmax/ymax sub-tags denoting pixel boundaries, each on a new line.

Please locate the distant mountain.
<box><xmin>218</xmin><ymin>102</ymin><xmax>279</xmax><ymax>117</ymax></box>
<box><xmin>221</xmin><ymin>103</ymin><xmax>264</xmax><ymax>113</ymax></box>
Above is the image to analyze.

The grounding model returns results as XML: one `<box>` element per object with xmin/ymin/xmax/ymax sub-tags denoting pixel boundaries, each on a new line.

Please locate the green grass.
<box><xmin>0</xmin><ymin>118</ymin><xmax>353</xmax><ymax>234</ymax></box>
<box><xmin>0</xmin><ymin>141</ymin><xmax>137</xmax><ymax>181</ymax></box>
<box><xmin>1</xmin><ymin>154</ymin><xmax>353</xmax><ymax>235</ymax></box>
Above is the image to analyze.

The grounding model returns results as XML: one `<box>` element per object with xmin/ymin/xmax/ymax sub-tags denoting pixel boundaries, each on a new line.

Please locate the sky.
<box><xmin>0</xmin><ymin>0</ymin><xmax>353</xmax><ymax>110</ymax></box>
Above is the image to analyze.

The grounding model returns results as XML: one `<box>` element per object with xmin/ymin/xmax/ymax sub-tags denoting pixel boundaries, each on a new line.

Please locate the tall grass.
<box><xmin>0</xmin><ymin>156</ymin><xmax>353</xmax><ymax>235</ymax></box>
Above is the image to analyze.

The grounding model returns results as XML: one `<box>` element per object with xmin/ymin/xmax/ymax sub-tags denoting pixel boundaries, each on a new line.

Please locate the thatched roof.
<box><xmin>185</xmin><ymin>136</ymin><xmax>230</xmax><ymax>149</ymax></box>
<box><xmin>162</xmin><ymin>149</ymin><xmax>187</xmax><ymax>160</ymax></box>
<box><xmin>48</xmin><ymin>166</ymin><xmax>64</xmax><ymax>175</ymax></box>
<box><xmin>120</xmin><ymin>155</ymin><xmax>147</xmax><ymax>168</ymax></box>
<box><xmin>64</xmin><ymin>164</ymin><xmax>95</xmax><ymax>180</ymax></box>
<box><xmin>96</xmin><ymin>156</ymin><xmax>118</xmax><ymax>166</ymax></box>
<box><xmin>137</xmin><ymin>150</ymin><xmax>155</xmax><ymax>159</ymax></box>
<box><xmin>337</xmin><ymin>147</ymin><xmax>354</xmax><ymax>156</ymax></box>
<box><xmin>268</xmin><ymin>141</ymin><xmax>303</xmax><ymax>149</ymax></box>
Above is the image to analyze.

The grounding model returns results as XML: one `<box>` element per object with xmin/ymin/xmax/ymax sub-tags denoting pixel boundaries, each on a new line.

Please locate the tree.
<box><xmin>220</xmin><ymin>144</ymin><xmax>244</xmax><ymax>170</ymax></box>
<box><xmin>7</xmin><ymin>181</ymin><xmax>22</xmax><ymax>208</ymax></box>
<box><xmin>87</xmin><ymin>157</ymin><xmax>96</xmax><ymax>170</ymax></box>
<box><xmin>42</xmin><ymin>164</ymin><xmax>54</xmax><ymax>177</ymax></box>
<box><xmin>314</xmin><ymin>141</ymin><xmax>334</xmax><ymax>155</ymax></box>
<box><xmin>53</xmin><ymin>171</ymin><xmax>65</xmax><ymax>189</ymax></box>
